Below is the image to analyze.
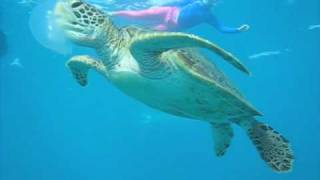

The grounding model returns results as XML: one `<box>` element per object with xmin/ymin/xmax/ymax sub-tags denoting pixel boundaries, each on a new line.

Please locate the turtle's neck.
<box><xmin>96</xmin><ymin>17</ymin><xmax>124</xmax><ymax>70</ymax></box>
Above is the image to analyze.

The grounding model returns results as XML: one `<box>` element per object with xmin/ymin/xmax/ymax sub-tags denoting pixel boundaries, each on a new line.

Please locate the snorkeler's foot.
<box><xmin>238</xmin><ymin>24</ymin><xmax>250</xmax><ymax>32</ymax></box>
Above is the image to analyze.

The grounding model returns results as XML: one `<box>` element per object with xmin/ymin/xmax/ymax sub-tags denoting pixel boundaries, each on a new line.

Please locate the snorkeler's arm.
<box><xmin>206</xmin><ymin>14</ymin><xmax>249</xmax><ymax>33</ymax></box>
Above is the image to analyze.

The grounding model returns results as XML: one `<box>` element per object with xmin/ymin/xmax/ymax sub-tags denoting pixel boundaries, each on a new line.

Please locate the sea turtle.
<box><xmin>54</xmin><ymin>0</ymin><xmax>294</xmax><ymax>172</ymax></box>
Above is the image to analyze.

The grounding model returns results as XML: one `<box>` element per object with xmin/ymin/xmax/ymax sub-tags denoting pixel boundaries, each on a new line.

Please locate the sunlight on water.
<box><xmin>308</xmin><ymin>24</ymin><xmax>320</xmax><ymax>30</ymax></box>
<box><xmin>248</xmin><ymin>49</ymin><xmax>290</xmax><ymax>60</ymax></box>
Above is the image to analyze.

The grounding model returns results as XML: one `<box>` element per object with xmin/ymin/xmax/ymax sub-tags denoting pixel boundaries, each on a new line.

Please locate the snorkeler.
<box><xmin>111</xmin><ymin>0</ymin><xmax>250</xmax><ymax>33</ymax></box>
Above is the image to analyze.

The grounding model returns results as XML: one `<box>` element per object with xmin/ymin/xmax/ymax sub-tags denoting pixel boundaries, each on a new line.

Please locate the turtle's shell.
<box><xmin>177</xmin><ymin>49</ymin><xmax>244</xmax><ymax>98</ymax></box>
<box><xmin>104</xmin><ymin>26</ymin><xmax>261</xmax><ymax>121</ymax></box>
<box><xmin>169</xmin><ymin>49</ymin><xmax>262</xmax><ymax>118</ymax></box>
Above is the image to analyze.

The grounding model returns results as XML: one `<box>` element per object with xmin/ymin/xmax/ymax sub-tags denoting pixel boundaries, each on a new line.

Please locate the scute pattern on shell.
<box><xmin>175</xmin><ymin>49</ymin><xmax>244</xmax><ymax>98</ymax></box>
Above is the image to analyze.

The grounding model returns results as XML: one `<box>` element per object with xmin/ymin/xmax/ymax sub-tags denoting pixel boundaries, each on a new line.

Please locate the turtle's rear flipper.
<box><xmin>234</xmin><ymin>117</ymin><xmax>294</xmax><ymax>172</ymax></box>
<box><xmin>67</xmin><ymin>55</ymin><xmax>106</xmax><ymax>86</ymax></box>
<box><xmin>129</xmin><ymin>32</ymin><xmax>250</xmax><ymax>75</ymax></box>
<box><xmin>211</xmin><ymin>122</ymin><xmax>234</xmax><ymax>156</ymax></box>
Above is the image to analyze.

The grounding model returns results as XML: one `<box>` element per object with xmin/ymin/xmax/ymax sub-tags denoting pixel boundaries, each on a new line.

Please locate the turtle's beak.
<box><xmin>55</xmin><ymin>1</ymin><xmax>80</xmax><ymax>29</ymax></box>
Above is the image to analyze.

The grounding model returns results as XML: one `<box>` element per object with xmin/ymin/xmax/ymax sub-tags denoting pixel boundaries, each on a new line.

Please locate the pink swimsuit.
<box><xmin>113</xmin><ymin>6</ymin><xmax>180</xmax><ymax>31</ymax></box>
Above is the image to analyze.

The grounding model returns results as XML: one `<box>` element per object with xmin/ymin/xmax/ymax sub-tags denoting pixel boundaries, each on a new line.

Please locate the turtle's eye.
<box><xmin>71</xmin><ymin>1</ymin><xmax>83</xmax><ymax>8</ymax></box>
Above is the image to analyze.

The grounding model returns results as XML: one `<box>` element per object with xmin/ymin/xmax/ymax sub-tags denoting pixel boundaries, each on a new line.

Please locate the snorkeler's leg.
<box><xmin>207</xmin><ymin>14</ymin><xmax>250</xmax><ymax>33</ymax></box>
<box><xmin>113</xmin><ymin>7</ymin><xmax>173</xmax><ymax>21</ymax></box>
<box><xmin>113</xmin><ymin>7</ymin><xmax>178</xmax><ymax>31</ymax></box>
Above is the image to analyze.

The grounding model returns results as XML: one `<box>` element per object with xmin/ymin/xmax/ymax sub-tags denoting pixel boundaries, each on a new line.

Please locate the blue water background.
<box><xmin>1</xmin><ymin>0</ymin><xmax>320</xmax><ymax>179</ymax></box>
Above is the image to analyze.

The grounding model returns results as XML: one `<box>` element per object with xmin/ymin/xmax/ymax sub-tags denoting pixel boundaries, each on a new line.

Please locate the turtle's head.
<box><xmin>54</xmin><ymin>0</ymin><xmax>113</xmax><ymax>48</ymax></box>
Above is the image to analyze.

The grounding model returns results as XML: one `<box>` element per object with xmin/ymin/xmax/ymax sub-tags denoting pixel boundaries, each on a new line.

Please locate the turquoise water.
<box><xmin>1</xmin><ymin>0</ymin><xmax>320</xmax><ymax>179</ymax></box>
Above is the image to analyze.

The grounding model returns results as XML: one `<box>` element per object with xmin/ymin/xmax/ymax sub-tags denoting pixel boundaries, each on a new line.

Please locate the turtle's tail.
<box><xmin>233</xmin><ymin>117</ymin><xmax>294</xmax><ymax>173</ymax></box>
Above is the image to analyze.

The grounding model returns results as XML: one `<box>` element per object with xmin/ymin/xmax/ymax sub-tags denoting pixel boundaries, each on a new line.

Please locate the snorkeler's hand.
<box><xmin>238</xmin><ymin>24</ymin><xmax>250</xmax><ymax>32</ymax></box>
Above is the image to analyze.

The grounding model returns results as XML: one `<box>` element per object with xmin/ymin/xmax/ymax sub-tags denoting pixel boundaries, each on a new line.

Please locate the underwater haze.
<box><xmin>1</xmin><ymin>0</ymin><xmax>320</xmax><ymax>180</ymax></box>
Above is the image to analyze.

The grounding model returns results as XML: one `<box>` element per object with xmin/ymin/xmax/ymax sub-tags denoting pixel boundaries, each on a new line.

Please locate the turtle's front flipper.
<box><xmin>129</xmin><ymin>32</ymin><xmax>250</xmax><ymax>75</ymax></box>
<box><xmin>67</xmin><ymin>55</ymin><xmax>107</xmax><ymax>86</ymax></box>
